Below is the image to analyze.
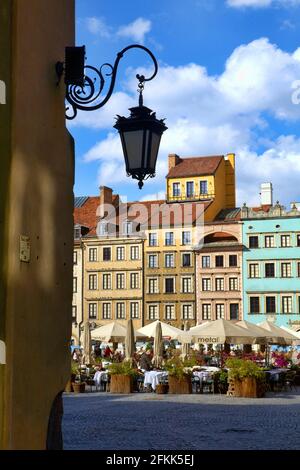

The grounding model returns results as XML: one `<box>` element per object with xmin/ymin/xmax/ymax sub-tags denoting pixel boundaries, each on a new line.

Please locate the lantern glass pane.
<box><xmin>149</xmin><ymin>132</ymin><xmax>161</xmax><ymax>171</ymax></box>
<box><xmin>122</xmin><ymin>130</ymin><xmax>144</xmax><ymax>169</ymax></box>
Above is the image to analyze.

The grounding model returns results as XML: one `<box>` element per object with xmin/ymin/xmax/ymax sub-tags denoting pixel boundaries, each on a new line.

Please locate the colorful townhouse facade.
<box><xmin>241</xmin><ymin>193</ymin><xmax>300</xmax><ymax>330</ymax></box>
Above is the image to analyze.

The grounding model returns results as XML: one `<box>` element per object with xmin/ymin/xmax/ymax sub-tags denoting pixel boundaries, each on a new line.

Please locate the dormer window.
<box><xmin>74</xmin><ymin>225</ymin><xmax>81</xmax><ymax>240</ymax></box>
<box><xmin>200</xmin><ymin>180</ymin><xmax>208</xmax><ymax>195</ymax></box>
<box><xmin>123</xmin><ymin>220</ymin><xmax>133</xmax><ymax>235</ymax></box>
<box><xmin>186</xmin><ymin>182</ymin><xmax>194</xmax><ymax>198</ymax></box>
<box><xmin>99</xmin><ymin>222</ymin><xmax>108</xmax><ymax>236</ymax></box>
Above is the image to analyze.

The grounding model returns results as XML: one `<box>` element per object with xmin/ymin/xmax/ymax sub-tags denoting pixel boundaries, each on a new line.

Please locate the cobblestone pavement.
<box><xmin>63</xmin><ymin>390</ymin><xmax>300</xmax><ymax>450</ymax></box>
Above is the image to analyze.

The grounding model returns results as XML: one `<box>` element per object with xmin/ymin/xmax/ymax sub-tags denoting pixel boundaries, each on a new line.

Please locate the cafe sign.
<box><xmin>198</xmin><ymin>337</ymin><xmax>220</xmax><ymax>344</ymax></box>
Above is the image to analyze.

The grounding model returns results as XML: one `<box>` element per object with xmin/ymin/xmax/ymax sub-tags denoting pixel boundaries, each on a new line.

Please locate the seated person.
<box><xmin>139</xmin><ymin>350</ymin><xmax>152</xmax><ymax>371</ymax></box>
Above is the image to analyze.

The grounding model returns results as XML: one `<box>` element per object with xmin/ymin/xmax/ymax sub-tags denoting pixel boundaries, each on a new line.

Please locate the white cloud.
<box><xmin>78</xmin><ymin>38</ymin><xmax>300</xmax><ymax>205</ymax></box>
<box><xmin>85</xmin><ymin>17</ymin><xmax>112</xmax><ymax>37</ymax></box>
<box><xmin>227</xmin><ymin>0</ymin><xmax>300</xmax><ymax>7</ymax></box>
<box><xmin>117</xmin><ymin>18</ymin><xmax>152</xmax><ymax>44</ymax></box>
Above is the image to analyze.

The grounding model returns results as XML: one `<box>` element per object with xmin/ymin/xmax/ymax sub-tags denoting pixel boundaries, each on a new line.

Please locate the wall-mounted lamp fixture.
<box><xmin>56</xmin><ymin>45</ymin><xmax>167</xmax><ymax>189</ymax></box>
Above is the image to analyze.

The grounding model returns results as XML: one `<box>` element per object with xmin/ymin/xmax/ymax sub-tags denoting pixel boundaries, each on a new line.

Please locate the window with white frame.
<box><xmin>73</xmin><ymin>251</ymin><xmax>78</xmax><ymax>265</ymax></box>
<box><xmin>216</xmin><ymin>304</ymin><xmax>225</xmax><ymax>319</ymax></box>
<box><xmin>130</xmin><ymin>302</ymin><xmax>139</xmax><ymax>319</ymax></box>
<box><xmin>148</xmin><ymin>304</ymin><xmax>159</xmax><ymax>320</ymax></box>
<box><xmin>282</xmin><ymin>296</ymin><xmax>293</xmax><ymax>314</ymax></box>
<box><xmin>116</xmin><ymin>246</ymin><xmax>125</xmax><ymax>261</ymax></box>
<box><xmin>116</xmin><ymin>302</ymin><xmax>126</xmax><ymax>320</ymax></box>
<box><xmin>186</xmin><ymin>181</ymin><xmax>194</xmax><ymax>198</ymax></box>
<box><xmin>182</xmin><ymin>304</ymin><xmax>194</xmax><ymax>320</ymax></box>
<box><xmin>215</xmin><ymin>278</ymin><xmax>224</xmax><ymax>291</ymax></box>
<box><xmin>281</xmin><ymin>262</ymin><xmax>292</xmax><ymax>278</ymax></box>
<box><xmin>165</xmin><ymin>304</ymin><xmax>176</xmax><ymax>320</ymax></box>
<box><xmin>123</xmin><ymin>221</ymin><xmax>133</xmax><ymax>235</ymax></box>
<box><xmin>173</xmin><ymin>182</ymin><xmax>181</xmax><ymax>197</ymax></box>
<box><xmin>281</xmin><ymin>235</ymin><xmax>290</xmax><ymax>247</ymax></box>
<box><xmin>130</xmin><ymin>246</ymin><xmax>139</xmax><ymax>260</ymax></box>
<box><xmin>103</xmin><ymin>273</ymin><xmax>111</xmax><ymax>290</ymax></box>
<box><xmin>200</xmin><ymin>180</ymin><xmax>208</xmax><ymax>195</ymax></box>
<box><xmin>229</xmin><ymin>277</ymin><xmax>238</xmax><ymax>291</ymax></box>
<box><xmin>89</xmin><ymin>247</ymin><xmax>98</xmax><ymax>262</ymax></box>
<box><xmin>182</xmin><ymin>277</ymin><xmax>192</xmax><ymax>293</ymax></box>
<box><xmin>202</xmin><ymin>256</ymin><xmax>210</xmax><ymax>268</ymax></box>
<box><xmin>265</xmin><ymin>235</ymin><xmax>275</xmax><ymax>248</ymax></box>
<box><xmin>202</xmin><ymin>304</ymin><xmax>211</xmax><ymax>320</ymax></box>
<box><xmin>89</xmin><ymin>303</ymin><xmax>97</xmax><ymax>319</ymax></box>
<box><xmin>102</xmin><ymin>303</ymin><xmax>111</xmax><ymax>320</ymax></box>
<box><xmin>88</xmin><ymin>274</ymin><xmax>97</xmax><ymax>290</ymax></box>
<box><xmin>149</xmin><ymin>233</ymin><xmax>158</xmax><ymax>247</ymax></box>
<box><xmin>116</xmin><ymin>273</ymin><xmax>125</xmax><ymax>289</ymax></box>
<box><xmin>202</xmin><ymin>278</ymin><xmax>211</xmax><ymax>291</ymax></box>
<box><xmin>182</xmin><ymin>231</ymin><xmax>191</xmax><ymax>246</ymax></box>
<box><xmin>165</xmin><ymin>232</ymin><xmax>174</xmax><ymax>246</ymax></box>
<box><xmin>99</xmin><ymin>222</ymin><xmax>108</xmax><ymax>236</ymax></box>
<box><xmin>249</xmin><ymin>263</ymin><xmax>259</xmax><ymax>278</ymax></box>
<box><xmin>130</xmin><ymin>272</ymin><xmax>139</xmax><ymax>289</ymax></box>
<box><xmin>149</xmin><ymin>254</ymin><xmax>158</xmax><ymax>268</ymax></box>
<box><xmin>165</xmin><ymin>253</ymin><xmax>175</xmax><ymax>268</ymax></box>
<box><xmin>73</xmin><ymin>277</ymin><xmax>77</xmax><ymax>293</ymax></box>
<box><xmin>149</xmin><ymin>278</ymin><xmax>159</xmax><ymax>294</ymax></box>
<box><xmin>182</xmin><ymin>253</ymin><xmax>192</xmax><ymax>267</ymax></box>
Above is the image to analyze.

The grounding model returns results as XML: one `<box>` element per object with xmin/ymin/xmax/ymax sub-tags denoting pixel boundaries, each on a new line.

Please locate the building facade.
<box><xmin>241</xmin><ymin>201</ymin><xmax>300</xmax><ymax>329</ymax></box>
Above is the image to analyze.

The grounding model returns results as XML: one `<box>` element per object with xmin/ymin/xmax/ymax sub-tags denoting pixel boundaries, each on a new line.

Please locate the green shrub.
<box><xmin>225</xmin><ymin>358</ymin><xmax>265</xmax><ymax>381</ymax></box>
<box><xmin>164</xmin><ymin>353</ymin><xmax>197</xmax><ymax>380</ymax></box>
<box><xmin>108</xmin><ymin>361</ymin><xmax>139</xmax><ymax>378</ymax></box>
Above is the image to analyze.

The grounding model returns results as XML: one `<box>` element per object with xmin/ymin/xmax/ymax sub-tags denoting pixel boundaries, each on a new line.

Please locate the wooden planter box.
<box><xmin>168</xmin><ymin>375</ymin><xmax>192</xmax><ymax>394</ymax></box>
<box><xmin>233</xmin><ymin>378</ymin><xmax>265</xmax><ymax>398</ymax></box>
<box><xmin>156</xmin><ymin>384</ymin><xmax>169</xmax><ymax>394</ymax></box>
<box><xmin>72</xmin><ymin>382</ymin><xmax>86</xmax><ymax>393</ymax></box>
<box><xmin>110</xmin><ymin>375</ymin><xmax>133</xmax><ymax>394</ymax></box>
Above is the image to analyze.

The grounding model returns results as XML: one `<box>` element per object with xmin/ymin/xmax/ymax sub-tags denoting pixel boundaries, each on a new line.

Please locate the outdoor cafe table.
<box><xmin>144</xmin><ymin>370</ymin><xmax>168</xmax><ymax>391</ymax></box>
<box><xmin>94</xmin><ymin>370</ymin><xmax>108</xmax><ymax>388</ymax></box>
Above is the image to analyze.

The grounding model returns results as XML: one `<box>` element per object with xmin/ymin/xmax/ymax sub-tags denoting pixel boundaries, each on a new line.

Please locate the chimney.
<box><xmin>168</xmin><ymin>154</ymin><xmax>181</xmax><ymax>172</ymax></box>
<box><xmin>260</xmin><ymin>183</ymin><xmax>273</xmax><ymax>206</ymax></box>
<box><xmin>99</xmin><ymin>186</ymin><xmax>113</xmax><ymax>218</ymax></box>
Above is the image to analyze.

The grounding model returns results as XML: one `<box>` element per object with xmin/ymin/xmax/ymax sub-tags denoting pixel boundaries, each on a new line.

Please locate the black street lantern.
<box><xmin>56</xmin><ymin>44</ymin><xmax>167</xmax><ymax>189</ymax></box>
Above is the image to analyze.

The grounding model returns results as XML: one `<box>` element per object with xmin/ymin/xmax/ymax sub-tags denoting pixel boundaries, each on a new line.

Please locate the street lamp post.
<box><xmin>56</xmin><ymin>44</ymin><xmax>167</xmax><ymax>189</ymax></box>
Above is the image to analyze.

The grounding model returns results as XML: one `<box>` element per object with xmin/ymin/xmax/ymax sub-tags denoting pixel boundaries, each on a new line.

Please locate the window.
<box><xmin>131</xmin><ymin>246</ymin><xmax>139</xmax><ymax>260</ymax></box>
<box><xmin>149</xmin><ymin>305</ymin><xmax>159</xmax><ymax>320</ymax></box>
<box><xmin>249</xmin><ymin>236</ymin><xmax>259</xmax><ymax>248</ymax></box>
<box><xmin>73</xmin><ymin>251</ymin><xmax>78</xmax><ymax>265</ymax></box>
<box><xmin>182</xmin><ymin>304</ymin><xmax>193</xmax><ymax>320</ymax></box>
<box><xmin>73</xmin><ymin>277</ymin><xmax>77</xmax><ymax>293</ymax></box>
<box><xmin>149</xmin><ymin>278</ymin><xmax>159</xmax><ymax>294</ymax></box>
<box><xmin>74</xmin><ymin>227</ymin><xmax>81</xmax><ymax>240</ymax></box>
<box><xmin>116</xmin><ymin>273</ymin><xmax>125</xmax><ymax>289</ymax></box>
<box><xmin>89</xmin><ymin>248</ymin><xmax>98</xmax><ymax>262</ymax></box>
<box><xmin>89</xmin><ymin>274</ymin><xmax>97</xmax><ymax>290</ymax></box>
<box><xmin>89</xmin><ymin>303</ymin><xmax>97</xmax><ymax>319</ymax></box>
<box><xmin>215</xmin><ymin>255</ymin><xmax>224</xmax><ymax>267</ymax></box>
<box><xmin>149</xmin><ymin>254</ymin><xmax>158</xmax><ymax>268</ymax></box>
<box><xmin>186</xmin><ymin>181</ymin><xmax>194</xmax><ymax>198</ymax></box>
<box><xmin>116</xmin><ymin>302</ymin><xmax>126</xmax><ymax>320</ymax></box>
<box><xmin>230</xmin><ymin>304</ymin><xmax>239</xmax><ymax>320</ymax></box>
<box><xmin>165</xmin><ymin>278</ymin><xmax>175</xmax><ymax>293</ymax></box>
<box><xmin>297</xmin><ymin>234</ymin><xmax>300</xmax><ymax>247</ymax></box>
<box><xmin>281</xmin><ymin>235</ymin><xmax>290</xmax><ymax>247</ymax></box>
<box><xmin>202</xmin><ymin>304</ymin><xmax>212</xmax><ymax>320</ymax></box>
<box><xmin>266</xmin><ymin>296</ymin><xmax>276</xmax><ymax>314</ymax></box>
<box><xmin>250</xmin><ymin>297</ymin><xmax>260</xmax><ymax>314</ymax></box>
<box><xmin>99</xmin><ymin>222</ymin><xmax>108</xmax><ymax>236</ymax></box>
<box><xmin>130</xmin><ymin>273</ymin><xmax>139</xmax><ymax>289</ymax></box>
<box><xmin>165</xmin><ymin>253</ymin><xmax>175</xmax><ymax>268</ymax></box>
<box><xmin>298</xmin><ymin>262</ymin><xmax>300</xmax><ymax>277</ymax></box>
<box><xmin>72</xmin><ymin>306</ymin><xmax>77</xmax><ymax>322</ymax></box>
<box><xmin>149</xmin><ymin>233</ymin><xmax>158</xmax><ymax>247</ymax></box>
<box><xmin>165</xmin><ymin>304</ymin><xmax>175</xmax><ymax>320</ymax></box>
<box><xmin>202</xmin><ymin>278</ymin><xmax>211</xmax><ymax>291</ymax></box>
<box><xmin>123</xmin><ymin>221</ymin><xmax>133</xmax><ymax>235</ymax></box>
<box><xmin>173</xmin><ymin>183</ymin><xmax>180</xmax><ymax>197</ymax></box>
<box><xmin>103</xmin><ymin>274</ymin><xmax>111</xmax><ymax>290</ymax></box>
<box><xmin>103</xmin><ymin>247</ymin><xmax>111</xmax><ymax>261</ymax></box>
<box><xmin>182</xmin><ymin>231</ymin><xmax>191</xmax><ymax>246</ymax></box>
<box><xmin>265</xmin><ymin>263</ymin><xmax>275</xmax><ymax>278</ymax></box>
<box><xmin>249</xmin><ymin>263</ymin><xmax>259</xmax><ymax>278</ymax></box>
<box><xmin>182</xmin><ymin>253</ymin><xmax>191</xmax><ymax>267</ymax></box>
<box><xmin>165</xmin><ymin>232</ymin><xmax>174</xmax><ymax>246</ymax></box>
<box><xmin>281</xmin><ymin>262</ymin><xmax>292</xmax><ymax>278</ymax></box>
<box><xmin>229</xmin><ymin>255</ymin><xmax>237</xmax><ymax>267</ymax></box>
<box><xmin>216</xmin><ymin>304</ymin><xmax>225</xmax><ymax>319</ymax></box>
<box><xmin>200</xmin><ymin>180</ymin><xmax>208</xmax><ymax>195</ymax></box>
<box><xmin>202</xmin><ymin>256</ymin><xmax>210</xmax><ymax>268</ymax></box>
<box><xmin>116</xmin><ymin>246</ymin><xmax>125</xmax><ymax>261</ymax></box>
<box><xmin>229</xmin><ymin>278</ymin><xmax>238</xmax><ymax>291</ymax></box>
<box><xmin>102</xmin><ymin>303</ymin><xmax>111</xmax><ymax>320</ymax></box>
<box><xmin>265</xmin><ymin>235</ymin><xmax>274</xmax><ymax>248</ymax></box>
<box><xmin>130</xmin><ymin>302</ymin><xmax>139</xmax><ymax>319</ymax></box>
<box><xmin>182</xmin><ymin>277</ymin><xmax>192</xmax><ymax>293</ymax></box>
<box><xmin>282</xmin><ymin>296</ymin><xmax>293</xmax><ymax>314</ymax></box>
<box><xmin>215</xmin><ymin>278</ymin><xmax>224</xmax><ymax>291</ymax></box>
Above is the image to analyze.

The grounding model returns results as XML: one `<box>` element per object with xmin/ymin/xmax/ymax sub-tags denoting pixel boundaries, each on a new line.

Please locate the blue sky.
<box><xmin>70</xmin><ymin>0</ymin><xmax>300</xmax><ymax>206</ymax></box>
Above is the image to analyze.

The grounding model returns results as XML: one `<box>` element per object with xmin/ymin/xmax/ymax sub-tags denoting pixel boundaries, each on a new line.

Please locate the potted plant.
<box><xmin>108</xmin><ymin>361</ymin><xmax>139</xmax><ymax>394</ymax></box>
<box><xmin>226</xmin><ymin>358</ymin><xmax>266</xmax><ymax>398</ymax></box>
<box><xmin>65</xmin><ymin>360</ymin><xmax>80</xmax><ymax>393</ymax></box>
<box><xmin>213</xmin><ymin>370</ymin><xmax>228</xmax><ymax>394</ymax></box>
<box><xmin>164</xmin><ymin>354</ymin><xmax>196</xmax><ymax>394</ymax></box>
<box><xmin>72</xmin><ymin>361</ymin><xmax>86</xmax><ymax>394</ymax></box>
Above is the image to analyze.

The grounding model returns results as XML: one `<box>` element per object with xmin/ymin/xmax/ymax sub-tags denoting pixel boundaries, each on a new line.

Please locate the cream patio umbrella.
<box><xmin>137</xmin><ymin>320</ymin><xmax>186</xmax><ymax>340</ymax></box>
<box><xmin>258</xmin><ymin>320</ymin><xmax>299</xmax><ymax>345</ymax></box>
<box><xmin>180</xmin><ymin>322</ymin><xmax>190</xmax><ymax>360</ymax></box>
<box><xmin>236</xmin><ymin>320</ymin><xmax>271</xmax><ymax>344</ymax></box>
<box><xmin>125</xmin><ymin>319</ymin><xmax>135</xmax><ymax>364</ymax></box>
<box><xmin>91</xmin><ymin>322</ymin><xmax>127</xmax><ymax>343</ymax></box>
<box><xmin>83</xmin><ymin>321</ymin><xmax>92</xmax><ymax>365</ymax></box>
<box><xmin>152</xmin><ymin>321</ymin><xmax>164</xmax><ymax>368</ymax></box>
<box><xmin>280</xmin><ymin>326</ymin><xmax>300</xmax><ymax>346</ymax></box>
<box><xmin>190</xmin><ymin>319</ymin><xmax>257</xmax><ymax>345</ymax></box>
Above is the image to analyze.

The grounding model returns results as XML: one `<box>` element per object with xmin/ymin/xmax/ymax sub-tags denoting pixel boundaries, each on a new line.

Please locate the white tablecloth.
<box><xmin>193</xmin><ymin>371</ymin><xmax>212</xmax><ymax>383</ymax></box>
<box><xmin>144</xmin><ymin>371</ymin><xmax>168</xmax><ymax>391</ymax></box>
<box><xmin>94</xmin><ymin>371</ymin><xmax>108</xmax><ymax>386</ymax></box>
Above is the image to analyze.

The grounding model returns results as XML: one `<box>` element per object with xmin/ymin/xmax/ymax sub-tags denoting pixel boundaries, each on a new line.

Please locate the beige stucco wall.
<box><xmin>0</xmin><ymin>0</ymin><xmax>75</xmax><ymax>449</ymax></box>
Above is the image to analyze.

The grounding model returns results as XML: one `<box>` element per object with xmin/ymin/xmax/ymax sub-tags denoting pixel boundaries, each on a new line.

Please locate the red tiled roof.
<box><xmin>166</xmin><ymin>155</ymin><xmax>223</xmax><ymax>179</ymax></box>
<box><xmin>251</xmin><ymin>205</ymin><xmax>272</xmax><ymax>213</ymax></box>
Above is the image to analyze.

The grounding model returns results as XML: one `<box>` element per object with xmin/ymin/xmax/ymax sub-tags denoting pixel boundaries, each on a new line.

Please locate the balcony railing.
<box><xmin>167</xmin><ymin>192</ymin><xmax>215</xmax><ymax>202</ymax></box>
